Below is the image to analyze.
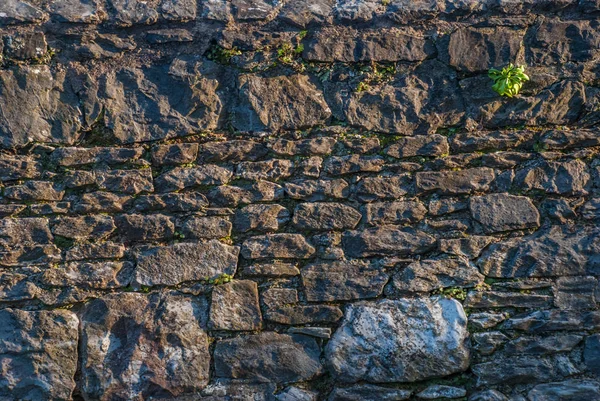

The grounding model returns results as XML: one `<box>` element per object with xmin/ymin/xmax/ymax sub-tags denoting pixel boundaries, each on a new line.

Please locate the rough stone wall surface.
<box><xmin>1</xmin><ymin>1</ymin><xmax>600</xmax><ymax>400</ymax></box>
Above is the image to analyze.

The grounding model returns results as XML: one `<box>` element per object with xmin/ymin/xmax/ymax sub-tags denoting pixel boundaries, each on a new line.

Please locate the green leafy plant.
<box><xmin>488</xmin><ymin>63</ymin><xmax>529</xmax><ymax>97</ymax></box>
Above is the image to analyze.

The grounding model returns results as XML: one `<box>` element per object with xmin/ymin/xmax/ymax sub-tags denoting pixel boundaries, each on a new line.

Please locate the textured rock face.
<box><xmin>134</xmin><ymin>241</ymin><xmax>239</xmax><ymax>286</ymax></box>
<box><xmin>326</xmin><ymin>298</ymin><xmax>470</xmax><ymax>383</ymax></box>
<box><xmin>0</xmin><ymin>309</ymin><xmax>79</xmax><ymax>401</ymax></box>
<box><xmin>2</xmin><ymin>2</ymin><xmax>600</xmax><ymax>400</ymax></box>
<box><xmin>80</xmin><ymin>292</ymin><xmax>211</xmax><ymax>400</ymax></box>
<box><xmin>214</xmin><ymin>332</ymin><xmax>323</xmax><ymax>383</ymax></box>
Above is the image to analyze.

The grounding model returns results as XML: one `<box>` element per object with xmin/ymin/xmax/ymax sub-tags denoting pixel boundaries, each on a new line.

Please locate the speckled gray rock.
<box><xmin>478</xmin><ymin>224</ymin><xmax>600</xmax><ymax>277</ymax></box>
<box><xmin>80</xmin><ymin>292</ymin><xmax>211</xmax><ymax>400</ymax></box>
<box><xmin>0</xmin><ymin>308</ymin><xmax>79</xmax><ymax>401</ymax></box>
<box><xmin>241</xmin><ymin>234</ymin><xmax>315</xmax><ymax>259</ymax></box>
<box><xmin>388</xmin><ymin>256</ymin><xmax>484</xmax><ymax>293</ymax></box>
<box><xmin>134</xmin><ymin>241</ymin><xmax>239</xmax><ymax>286</ymax></box>
<box><xmin>343</xmin><ymin>226</ymin><xmax>435</xmax><ymax>258</ymax></box>
<box><xmin>326</xmin><ymin>298</ymin><xmax>470</xmax><ymax>383</ymax></box>
<box><xmin>209</xmin><ymin>280</ymin><xmax>262</xmax><ymax>331</ymax></box>
<box><xmin>302</xmin><ymin>260</ymin><xmax>388</xmax><ymax>301</ymax></box>
<box><xmin>293</xmin><ymin>202</ymin><xmax>362</xmax><ymax>230</ymax></box>
<box><xmin>527</xmin><ymin>380</ymin><xmax>600</xmax><ymax>401</ymax></box>
<box><xmin>328</xmin><ymin>384</ymin><xmax>412</xmax><ymax>401</ymax></box>
<box><xmin>214</xmin><ymin>332</ymin><xmax>323</xmax><ymax>383</ymax></box>
<box><xmin>470</xmin><ymin>193</ymin><xmax>540</xmax><ymax>233</ymax></box>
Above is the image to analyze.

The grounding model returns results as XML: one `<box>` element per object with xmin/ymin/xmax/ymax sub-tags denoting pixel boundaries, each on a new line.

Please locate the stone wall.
<box><xmin>1</xmin><ymin>1</ymin><xmax>600</xmax><ymax>400</ymax></box>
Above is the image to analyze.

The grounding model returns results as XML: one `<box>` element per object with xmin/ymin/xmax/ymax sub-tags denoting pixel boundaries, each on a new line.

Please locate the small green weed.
<box><xmin>488</xmin><ymin>63</ymin><xmax>529</xmax><ymax>97</ymax></box>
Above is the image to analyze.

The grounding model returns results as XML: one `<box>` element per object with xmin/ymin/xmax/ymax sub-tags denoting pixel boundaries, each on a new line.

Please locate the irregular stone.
<box><xmin>0</xmin><ymin>218</ymin><xmax>52</xmax><ymax>248</ymax></box>
<box><xmin>503</xmin><ymin>334</ymin><xmax>582</xmax><ymax>355</ymax></box>
<box><xmin>214</xmin><ymin>332</ymin><xmax>323</xmax><ymax>383</ymax></box>
<box><xmin>343</xmin><ymin>226</ymin><xmax>435</xmax><ymax>258</ymax></box>
<box><xmin>134</xmin><ymin>241</ymin><xmax>239</xmax><ymax>286</ymax></box>
<box><xmin>51</xmin><ymin>215</ymin><xmax>116</xmax><ymax>240</ymax></box>
<box><xmin>155</xmin><ymin>165</ymin><xmax>233</xmax><ymax>192</ymax></box>
<box><xmin>581</xmin><ymin>198</ymin><xmax>600</xmax><ymax>220</ymax></box>
<box><xmin>528</xmin><ymin>20</ymin><xmax>600</xmax><ymax>65</ymax></box>
<box><xmin>80</xmin><ymin>293</ymin><xmax>210</xmax><ymax>400</ymax></box>
<box><xmin>472</xmin><ymin>355</ymin><xmax>579</xmax><ymax>386</ymax></box>
<box><xmin>198</xmin><ymin>140</ymin><xmax>268</xmax><ymax>162</ymax></box>
<box><xmin>146</xmin><ymin>29</ymin><xmax>194</xmax><ymax>43</ymax></box>
<box><xmin>0</xmin><ymin>309</ymin><xmax>78</xmax><ymax>401</ymax></box>
<box><xmin>51</xmin><ymin>147</ymin><xmax>144</xmax><ymax>166</ymax></box>
<box><xmin>345</xmin><ymin>60</ymin><xmax>464</xmax><ymax>134</ymax></box>
<box><xmin>450</xmin><ymin>130</ymin><xmax>536</xmax><ymax>153</ymax></box>
<box><xmin>0</xmin><ymin>0</ymin><xmax>47</xmax><ymax>25</ymax></box>
<box><xmin>288</xmin><ymin>327</ymin><xmax>331</xmax><ymax>339</ymax></box>
<box><xmin>555</xmin><ymin>276</ymin><xmax>598</xmax><ymax>309</ymax></box>
<box><xmin>388</xmin><ymin>256</ymin><xmax>484</xmax><ymax>293</ymax></box>
<box><xmin>236</xmin><ymin>159</ymin><xmax>294</xmax><ymax>181</ymax></box>
<box><xmin>0</xmin><ymin>204</ymin><xmax>26</xmax><ymax>217</ymax></box>
<box><xmin>386</xmin><ymin>134</ymin><xmax>449</xmax><ymax>158</ymax></box>
<box><xmin>234</xmin><ymin>204</ymin><xmax>290</xmax><ymax>233</ymax></box>
<box><xmin>105</xmin><ymin>0</ymin><xmax>158</xmax><ymax>25</ymax></box>
<box><xmin>323</xmin><ymin>155</ymin><xmax>384</xmax><ymax>175</ymax></box>
<box><xmin>276</xmin><ymin>386</ymin><xmax>318</xmax><ymax>401</ymax></box>
<box><xmin>285</xmin><ymin>179</ymin><xmax>349</xmax><ymax>201</ymax></box>
<box><xmin>363</xmin><ymin>200</ymin><xmax>426</xmax><ymax>226</ymax></box>
<box><xmin>0</xmin><ymin>269</ymin><xmax>42</xmax><ymax>301</ymax></box>
<box><xmin>0</xmin><ymin>245</ymin><xmax>61</xmax><ymax>267</ymax></box>
<box><xmin>72</xmin><ymin>192</ymin><xmax>130</xmax><ymax>213</ymax></box>
<box><xmin>115</xmin><ymin>214</ymin><xmax>174</xmax><ymax>242</ymax></box>
<box><xmin>242</xmin><ymin>234</ymin><xmax>315</xmax><ymax>259</ymax></box>
<box><xmin>4</xmin><ymin>181</ymin><xmax>64</xmax><ymax>201</ymax></box>
<box><xmin>200</xmin><ymin>381</ymin><xmax>276</xmax><ymax>400</ymax></box>
<box><xmin>465</xmin><ymin>291</ymin><xmax>553</xmax><ymax>308</ymax></box>
<box><xmin>514</xmin><ymin>160</ymin><xmax>590</xmax><ymax>195</ymax></box>
<box><xmin>302</xmin><ymin>260</ymin><xmax>388</xmax><ymax>301</ymax></box>
<box><xmin>326</xmin><ymin>298</ymin><xmax>469</xmax><ymax>383</ymax></box>
<box><xmin>134</xmin><ymin>192</ymin><xmax>209</xmax><ymax>212</ymax></box>
<box><xmin>293</xmin><ymin>202</ymin><xmax>361</xmax><ymax>230</ymax></box>
<box><xmin>469</xmin><ymin>312</ymin><xmax>507</xmax><ymax>330</ymax></box>
<box><xmin>244</xmin><ymin>261</ymin><xmax>300</xmax><ymax>277</ymax></box>
<box><xmin>271</xmin><ymin>137</ymin><xmax>336</xmax><ymax>156</ymax></box>
<box><xmin>328</xmin><ymin>384</ymin><xmax>412</xmax><ymax>401</ymax></box>
<box><xmin>208</xmin><ymin>181</ymin><xmax>284</xmax><ymax>207</ymax></box>
<box><xmin>41</xmin><ymin>261</ymin><xmax>134</xmax><ymax>289</ymax></box>
<box><xmin>49</xmin><ymin>0</ymin><xmax>104</xmax><ymax>23</ymax></box>
<box><xmin>151</xmin><ymin>143</ymin><xmax>199</xmax><ymax>165</ymax></box>
<box><xmin>265</xmin><ymin>305</ymin><xmax>343</xmax><ymax>325</ymax></box>
<box><xmin>0</xmin><ymin>155</ymin><xmax>42</xmax><ymax>181</ymax></box>
<box><xmin>29</xmin><ymin>202</ymin><xmax>71</xmax><ymax>215</ymax></box>
<box><xmin>304</xmin><ymin>27</ymin><xmax>434</xmax><ymax>62</ymax></box>
<box><xmin>442</xmin><ymin>26</ymin><xmax>524</xmax><ymax>72</ymax></box>
<box><xmin>478</xmin><ymin>224</ymin><xmax>600</xmax><ymax>278</ymax></box>
<box><xmin>0</xmin><ymin>66</ymin><xmax>82</xmax><ymax>148</ymax></box>
<box><xmin>278</xmin><ymin>0</ymin><xmax>333</xmax><ymax>27</ymax></box>
<box><xmin>4</xmin><ymin>32</ymin><xmax>47</xmax><ymax>60</ymax></box>
<box><xmin>234</xmin><ymin>74</ymin><xmax>331</xmax><ymax>131</ymax></box>
<box><xmin>181</xmin><ymin>215</ymin><xmax>232</xmax><ymax>239</ymax></box>
<box><xmin>231</xmin><ymin>0</ymin><xmax>277</xmax><ymax>20</ymax></box>
<box><xmin>354</xmin><ymin>174</ymin><xmax>413</xmax><ymax>201</ymax></box>
<box><xmin>469</xmin><ymin>193</ymin><xmax>540</xmax><ymax>233</ymax></box>
<box><xmin>584</xmin><ymin>334</ymin><xmax>600</xmax><ymax>376</ymax></box>
<box><xmin>428</xmin><ymin>197</ymin><xmax>468</xmax><ymax>216</ymax></box>
<box><xmin>468</xmin><ymin>390</ymin><xmax>509</xmax><ymax>401</ymax></box>
<box><xmin>97</xmin><ymin>61</ymin><xmax>222</xmax><ymax>143</ymax></box>
<box><xmin>527</xmin><ymin>380</ymin><xmax>600</xmax><ymax>401</ymax></box>
<box><xmin>503</xmin><ymin>309</ymin><xmax>600</xmax><ymax>333</ymax></box>
<box><xmin>416</xmin><ymin>167</ymin><xmax>496</xmax><ymax>194</ymax></box>
<box><xmin>472</xmin><ymin>331</ymin><xmax>509</xmax><ymax>355</ymax></box>
<box><xmin>209</xmin><ymin>280</ymin><xmax>262</xmax><ymax>331</ymax></box>
<box><xmin>417</xmin><ymin>385</ymin><xmax>466</xmax><ymax>399</ymax></box>
<box><xmin>539</xmin><ymin>129</ymin><xmax>600</xmax><ymax>151</ymax></box>
<box><xmin>65</xmin><ymin>242</ymin><xmax>125</xmax><ymax>261</ymax></box>
<box><xmin>160</xmin><ymin>0</ymin><xmax>197</xmax><ymax>21</ymax></box>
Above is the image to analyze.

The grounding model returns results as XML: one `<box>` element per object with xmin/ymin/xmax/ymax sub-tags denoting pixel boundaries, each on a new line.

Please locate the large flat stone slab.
<box><xmin>326</xmin><ymin>298</ymin><xmax>470</xmax><ymax>383</ymax></box>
